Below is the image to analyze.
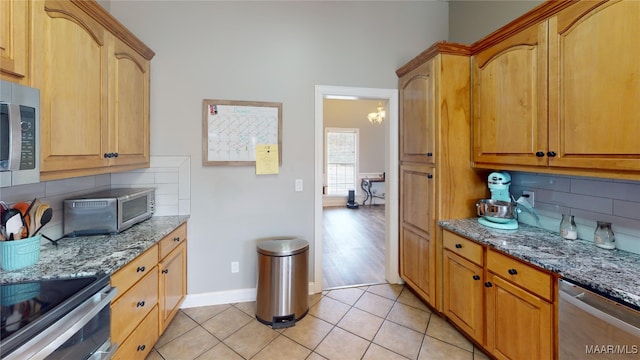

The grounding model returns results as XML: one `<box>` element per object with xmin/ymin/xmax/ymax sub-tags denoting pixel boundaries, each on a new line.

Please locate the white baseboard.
<box><xmin>180</xmin><ymin>282</ymin><xmax>318</xmax><ymax>308</ymax></box>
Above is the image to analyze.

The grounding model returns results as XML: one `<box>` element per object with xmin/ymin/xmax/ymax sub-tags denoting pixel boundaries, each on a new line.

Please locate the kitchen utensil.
<box><xmin>477</xmin><ymin>171</ymin><xmax>518</xmax><ymax>230</ymax></box>
<box><xmin>32</xmin><ymin>206</ymin><xmax>52</xmax><ymax>236</ymax></box>
<box><xmin>12</xmin><ymin>202</ymin><xmax>31</xmax><ymax>238</ymax></box>
<box><xmin>2</xmin><ymin>209</ymin><xmax>23</xmax><ymax>240</ymax></box>
<box><xmin>28</xmin><ymin>199</ymin><xmax>42</xmax><ymax>236</ymax></box>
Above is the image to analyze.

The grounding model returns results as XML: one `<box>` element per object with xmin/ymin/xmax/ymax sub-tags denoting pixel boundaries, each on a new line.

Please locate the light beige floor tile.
<box><xmin>307</xmin><ymin>352</ymin><xmax>328</xmax><ymax>360</ymax></box>
<box><xmin>372</xmin><ymin>320</ymin><xmax>424</xmax><ymax>359</ymax></box>
<box><xmin>308</xmin><ymin>296</ymin><xmax>351</xmax><ymax>324</ymax></box>
<box><xmin>366</xmin><ymin>283</ymin><xmax>404</xmax><ymax>301</ymax></box>
<box><xmin>233</xmin><ymin>301</ymin><xmax>256</xmax><ymax>317</ymax></box>
<box><xmin>397</xmin><ymin>288</ymin><xmax>430</xmax><ymax>312</ymax></box>
<box><xmin>474</xmin><ymin>347</ymin><xmax>491</xmax><ymax>359</ymax></box>
<box><xmin>362</xmin><ymin>343</ymin><xmax>410</xmax><ymax>360</ymax></box>
<box><xmin>315</xmin><ymin>326</ymin><xmax>370</xmax><ymax>360</ymax></box>
<box><xmin>282</xmin><ymin>314</ymin><xmax>334</xmax><ymax>349</ymax></box>
<box><xmin>145</xmin><ymin>349</ymin><xmax>163</xmax><ymax>360</ymax></box>
<box><xmin>354</xmin><ymin>292</ymin><xmax>394</xmax><ymax>318</ymax></box>
<box><xmin>201</xmin><ymin>306</ymin><xmax>253</xmax><ymax>340</ymax></box>
<box><xmin>252</xmin><ymin>335</ymin><xmax>311</xmax><ymax>360</ymax></box>
<box><xmin>386</xmin><ymin>301</ymin><xmax>431</xmax><ymax>333</ymax></box>
<box><xmin>326</xmin><ymin>287</ymin><xmax>365</xmax><ymax>306</ymax></box>
<box><xmin>418</xmin><ymin>336</ymin><xmax>473</xmax><ymax>360</ymax></box>
<box><xmin>223</xmin><ymin>321</ymin><xmax>279</xmax><ymax>358</ymax></box>
<box><xmin>155</xmin><ymin>311</ymin><xmax>199</xmax><ymax>347</ymax></box>
<box><xmin>337</xmin><ymin>307</ymin><xmax>384</xmax><ymax>341</ymax></box>
<box><xmin>196</xmin><ymin>342</ymin><xmax>244</xmax><ymax>360</ymax></box>
<box><xmin>426</xmin><ymin>315</ymin><xmax>473</xmax><ymax>352</ymax></box>
<box><xmin>156</xmin><ymin>326</ymin><xmax>219</xmax><ymax>360</ymax></box>
<box><xmin>182</xmin><ymin>304</ymin><xmax>231</xmax><ymax>324</ymax></box>
<box><xmin>309</xmin><ymin>292</ymin><xmax>323</xmax><ymax>307</ymax></box>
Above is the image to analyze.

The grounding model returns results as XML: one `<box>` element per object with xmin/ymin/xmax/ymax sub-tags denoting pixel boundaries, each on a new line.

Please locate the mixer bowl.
<box><xmin>476</xmin><ymin>199</ymin><xmax>517</xmax><ymax>223</ymax></box>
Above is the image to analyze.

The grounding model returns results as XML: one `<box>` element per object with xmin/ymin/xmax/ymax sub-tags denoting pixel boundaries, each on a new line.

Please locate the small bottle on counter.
<box><xmin>560</xmin><ymin>214</ymin><xmax>578</xmax><ymax>240</ymax></box>
<box><xmin>594</xmin><ymin>221</ymin><xmax>615</xmax><ymax>249</ymax></box>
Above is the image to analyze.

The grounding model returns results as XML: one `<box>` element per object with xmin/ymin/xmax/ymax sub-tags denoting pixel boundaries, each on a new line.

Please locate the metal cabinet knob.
<box><xmin>427</xmin><ymin>152</ymin><xmax>433</xmax><ymax>157</ymax></box>
<box><xmin>136</xmin><ymin>300</ymin><xmax>146</xmax><ymax>307</ymax></box>
<box><xmin>162</xmin><ymin>269</ymin><xmax>169</xmax><ymax>274</ymax></box>
<box><xmin>484</xmin><ymin>282</ymin><xmax>493</xmax><ymax>287</ymax></box>
<box><xmin>535</xmin><ymin>151</ymin><xmax>545</xmax><ymax>157</ymax></box>
<box><xmin>427</xmin><ymin>174</ymin><xmax>433</xmax><ymax>179</ymax></box>
<box><xmin>455</xmin><ymin>244</ymin><xmax>462</xmax><ymax>249</ymax></box>
<box><xmin>136</xmin><ymin>266</ymin><xmax>146</xmax><ymax>272</ymax></box>
<box><xmin>137</xmin><ymin>345</ymin><xmax>146</xmax><ymax>351</ymax></box>
<box><xmin>473</xmin><ymin>275</ymin><xmax>481</xmax><ymax>281</ymax></box>
<box><xmin>174</xmin><ymin>237</ymin><xmax>180</xmax><ymax>242</ymax></box>
<box><xmin>508</xmin><ymin>268</ymin><xmax>518</xmax><ymax>275</ymax></box>
<box><xmin>547</xmin><ymin>151</ymin><xmax>557</xmax><ymax>157</ymax></box>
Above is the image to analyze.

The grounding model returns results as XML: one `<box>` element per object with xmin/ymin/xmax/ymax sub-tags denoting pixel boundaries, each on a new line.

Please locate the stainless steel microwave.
<box><xmin>64</xmin><ymin>187</ymin><xmax>155</xmax><ymax>237</ymax></box>
<box><xmin>0</xmin><ymin>80</ymin><xmax>40</xmax><ymax>187</ymax></box>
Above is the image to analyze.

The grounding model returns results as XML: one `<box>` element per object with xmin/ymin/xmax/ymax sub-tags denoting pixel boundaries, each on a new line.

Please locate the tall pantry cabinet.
<box><xmin>397</xmin><ymin>43</ymin><xmax>487</xmax><ymax>310</ymax></box>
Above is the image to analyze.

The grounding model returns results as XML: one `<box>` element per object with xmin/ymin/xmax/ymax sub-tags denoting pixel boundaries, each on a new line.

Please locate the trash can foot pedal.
<box><xmin>271</xmin><ymin>314</ymin><xmax>295</xmax><ymax>329</ymax></box>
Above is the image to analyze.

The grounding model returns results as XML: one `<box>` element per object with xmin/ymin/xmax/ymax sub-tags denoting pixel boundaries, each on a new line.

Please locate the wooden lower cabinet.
<box><xmin>441</xmin><ymin>230</ymin><xmax>556</xmax><ymax>360</ymax></box>
<box><xmin>443</xmin><ymin>250</ymin><xmax>484</xmax><ymax>343</ymax></box>
<box><xmin>159</xmin><ymin>241</ymin><xmax>187</xmax><ymax>333</ymax></box>
<box><xmin>113</xmin><ymin>305</ymin><xmax>159</xmax><ymax>360</ymax></box>
<box><xmin>485</xmin><ymin>273</ymin><xmax>553</xmax><ymax>360</ymax></box>
<box><xmin>111</xmin><ymin>222</ymin><xmax>188</xmax><ymax>357</ymax></box>
<box><xmin>400</xmin><ymin>227</ymin><xmax>433</xmax><ymax>303</ymax></box>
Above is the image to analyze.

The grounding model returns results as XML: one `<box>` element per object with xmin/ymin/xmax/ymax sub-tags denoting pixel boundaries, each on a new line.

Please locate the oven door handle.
<box><xmin>4</xmin><ymin>285</ymin><xmax>118</xmax><ymax>360</ymax></box>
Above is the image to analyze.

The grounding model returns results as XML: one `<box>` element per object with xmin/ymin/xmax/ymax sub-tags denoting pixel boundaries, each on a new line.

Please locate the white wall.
<box><xmin>109</xmin><ymin>1</ymin><xmax>449</xmax><ymax>295</ymax></box>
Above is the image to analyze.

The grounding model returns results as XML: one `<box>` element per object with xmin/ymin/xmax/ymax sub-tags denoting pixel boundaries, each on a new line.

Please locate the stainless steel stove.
<box><xmin>0</xmin><ymin>274</ymin><xmax>117</xmax><ymax>359</ymax></box>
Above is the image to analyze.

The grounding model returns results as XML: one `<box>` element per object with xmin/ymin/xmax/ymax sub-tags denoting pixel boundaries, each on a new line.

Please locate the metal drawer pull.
<box><xmin>455</xmin><ymin>243</ymin><xmax>462</xmax><ymax>249</ymax></box>
<box><xmin>473</xmin><ymin>275</ymin><xmax>481</xmax><ymax>281</ymax></box>
<box><xmin>136</xmin><ymin>300</ymin><xmax>146</xmax><ymax>307</ymax></box>
<box><xmin>162</xmin><ymin>269</ymin><xmax>169</xmax><ymax>274</ymax></box>
<box><xmin>485</xmin><ymin>282</ymin><xmax>493</xmax><ymax>287</ymax></box>
<box><xmin>508</xmin><ymin>268</ymin><xmax>518</xmax><ymax>275</ymax></box>
<box><xmin>137</xmin><ymin>345</ymin><xmax>146</xmax><ymax>351</ymax></box>
<box><xmin>174</xmin><ymin>237</ymin><xmax>180</xmax><ymax>242</ymax></box>
<box><xmin>136</xmin><ymin>266</ymin><xmax>146</xmax><ymax>272</ymax></box>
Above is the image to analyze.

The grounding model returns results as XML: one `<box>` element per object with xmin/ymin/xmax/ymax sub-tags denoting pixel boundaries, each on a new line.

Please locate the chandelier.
<box><xmin>367</xmin><ymin>102</ymin><xmax>385</xmax><ymax>124</ymax></box>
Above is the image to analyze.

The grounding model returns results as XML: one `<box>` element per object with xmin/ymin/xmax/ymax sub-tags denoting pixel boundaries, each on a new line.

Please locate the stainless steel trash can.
<box><xmin>256</xmin><ymin>238</ymin><xmax>309</xmax><ymax>328</ymax></box>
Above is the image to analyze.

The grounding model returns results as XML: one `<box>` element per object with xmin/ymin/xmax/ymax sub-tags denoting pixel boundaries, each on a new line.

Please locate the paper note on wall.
<box><xmin>256</xmin><ymin>144</ymin><xmax>279</xmax><ymax>174</ymax></box>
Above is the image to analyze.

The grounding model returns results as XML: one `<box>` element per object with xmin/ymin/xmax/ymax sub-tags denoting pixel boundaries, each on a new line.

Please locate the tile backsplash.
<box><xmin>0</xmin><ymin>156</ymin><xmax>190</xmax><ymax>241</ymax></box>
<box><xmin>510</xmin><ymin>171</ymin><xmax>640</xmax><ymax>254</ymax></box>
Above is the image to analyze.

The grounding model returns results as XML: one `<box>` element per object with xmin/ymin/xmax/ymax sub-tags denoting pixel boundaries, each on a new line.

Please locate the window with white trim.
<box><xmin>325</xmin><ymin>128</ymin><xmax>359</xmax><ymax>196</ymax></box>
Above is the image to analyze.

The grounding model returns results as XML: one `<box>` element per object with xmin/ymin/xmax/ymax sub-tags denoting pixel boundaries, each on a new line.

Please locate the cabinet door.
<box><xmin>473</xmin><ymin>22</ymin><xmax>548</xmax><ymax>167</ymax></box>
<box><xmin>159</xmin><ymin>241</ymin><xmax>187</xmax><ymax>333</ymax></box>
<box><xmin>0</xmin><ymin>0</ymin><xmax>29</xmax><ymax>82</ymax></box>
<box><xmin>399</xmin><ymin>164</ymin><xmax>435</xmax><ymax>304</ymax></box>
<box><xmin>109</xmin><ymin>36</ymin><xmax>150</xmax><ymax>168</ymax></box>
<box><xmin>33</xmin><ymin>0</ymin><xmax>110</xmax><ymax>174</ymax></box>
<box><xmin>399</xmin><ymin>58</ymin><xmax>435</xmax><ymax>164</ymax></box>
<box><xmin>548</xmin><ymin>0</ymin><xmax>640</xmax><ymax>171</ymax></box>
<box><xmin>113</xmin><ymin>305</ymin><xmax>158</xmax><ymax>360</ymax></box>
<box><xmin>443</xmin><ymin>250</ymin><xmax>484</xmax><ymax>344</ymax></box>
<box><xmin>485</xmin><ymin>273</ymin><xmax>553</xmax><ymax>360</ymax></box>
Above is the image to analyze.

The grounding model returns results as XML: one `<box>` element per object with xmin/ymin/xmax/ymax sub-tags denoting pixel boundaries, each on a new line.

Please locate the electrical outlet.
<box><xmin>231</xmin><ymin>261</ymin><xmax>239</xmax><ymax>273</ymax></box>
<box><xmin>295</xmin><ymin>179</ymin><xmax>303</xmax><ymax>192</ymax></box>
<box><xmin>523</xmin><ymin>191</ymin><xmax>535</xmax><ymax>207</ymax></box>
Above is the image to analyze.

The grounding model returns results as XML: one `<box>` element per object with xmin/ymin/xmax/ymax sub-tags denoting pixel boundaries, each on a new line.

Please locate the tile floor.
<box><xmin>147</xmin><ymin>284</ymin><xmax>491</xmax><ymax>360</ymax></box>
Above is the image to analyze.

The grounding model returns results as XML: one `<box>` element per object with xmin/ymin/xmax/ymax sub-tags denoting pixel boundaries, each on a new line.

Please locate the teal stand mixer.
<box><xmin>477</xmin><ymin>171</ymin><xmax>519</xmax><ymax>230</ymax></box>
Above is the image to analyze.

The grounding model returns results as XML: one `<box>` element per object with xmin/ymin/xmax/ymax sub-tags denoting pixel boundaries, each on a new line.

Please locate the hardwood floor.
<box><xmin>322</xmin><ymin>204</ymin><xmax>386</xmax><ymax>289</ymax></box>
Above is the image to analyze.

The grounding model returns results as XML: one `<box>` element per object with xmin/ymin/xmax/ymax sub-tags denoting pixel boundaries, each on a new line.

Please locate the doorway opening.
<box><xmin>314</xmin><ymin>85</ymin><xmax>400</xmax><ymax>293</ymax></box>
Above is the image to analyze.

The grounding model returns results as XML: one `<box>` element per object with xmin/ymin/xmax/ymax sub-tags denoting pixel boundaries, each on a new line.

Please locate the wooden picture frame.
<box><xmin>202</xmin><ymin>99</ymin><xmax>282</xmax><ymax>166</ymax></box>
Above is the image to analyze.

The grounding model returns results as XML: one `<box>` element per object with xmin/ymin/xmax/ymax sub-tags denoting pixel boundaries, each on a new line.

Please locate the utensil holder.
<box><xmin>0</xmin><ymin>235</ymin><xmax>42</xmax><ymax>271</ymax></box>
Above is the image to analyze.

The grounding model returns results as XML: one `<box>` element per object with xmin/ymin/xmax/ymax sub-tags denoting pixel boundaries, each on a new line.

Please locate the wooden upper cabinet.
<box><xmin>109</xmin><ymin>36</ymin><xmax>150</xmax><ymax>168</ymax></box>
<box><xmin>472</xmin><ymin>21</ymin><xmax>548</xmax><ymax>168</ymax></box>
<box><xmin>399</xmin><ymin>59</ymin><xmax>435</xmax><ymax>164</ymax></box>
<box><xmin>0</xmin><ymin>0</ymin><xmax>30</xmax><ymax>82</ymax></box>
<box><xmin>32</xmin><ymin>0</ymin><xmax>154</xmax><ymax>180</ymax></box>
<box><xmin>548</xmin><ymin>0</ymin><xmax>640</xmax><ymax>172</ymax></box>
<box><xmin>33</xmin><ymin>0</ymin><xmax>110</xmax><ymax>175</ymax></box>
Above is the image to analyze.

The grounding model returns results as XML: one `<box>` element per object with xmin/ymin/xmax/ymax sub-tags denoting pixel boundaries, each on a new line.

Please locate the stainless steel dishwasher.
<box><xmin>559</xmin><ymin>279</ymin><xmax>640</xmax><ymax>359</ymax></box>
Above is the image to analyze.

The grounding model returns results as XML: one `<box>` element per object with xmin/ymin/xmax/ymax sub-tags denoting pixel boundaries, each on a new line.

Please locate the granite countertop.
<box><xmin>439</xmin><ymin>218</ymin><xmax>640</xmax><ymax>309</ymax></box>
<box><xmin>0</xmin><ymin>216</ymin><xmax>189</xmax><ymax>284</ymax></box>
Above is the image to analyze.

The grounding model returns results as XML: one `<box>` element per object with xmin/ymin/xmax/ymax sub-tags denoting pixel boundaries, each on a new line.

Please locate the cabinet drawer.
<box><xmin>443</xmin><ymin>231</ymin><xmax>483</xmax><ymax>266</ymax></box>
<box><xmin>159</xmin><ymin>223</ymin><xmax>187</xmax><ymax>260</ymax></box>
<box><xmin>111</xmin><ymin>267</ymin><xmax>159</xmax><ymax>347</ymax></box>
<box><xmin>111</xmin><ymin>245</ymin><xmax>158</xmax><ymax>296</ymax></box>
<box><xmin>113</xmin><ymin>305</ymin><xmax>159</xmax><ymax>360</ymax></box>
<box><xmin>487</xmin><ymin>250</ymin><xmax>553</xmax><ymax>301</ymax></box>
